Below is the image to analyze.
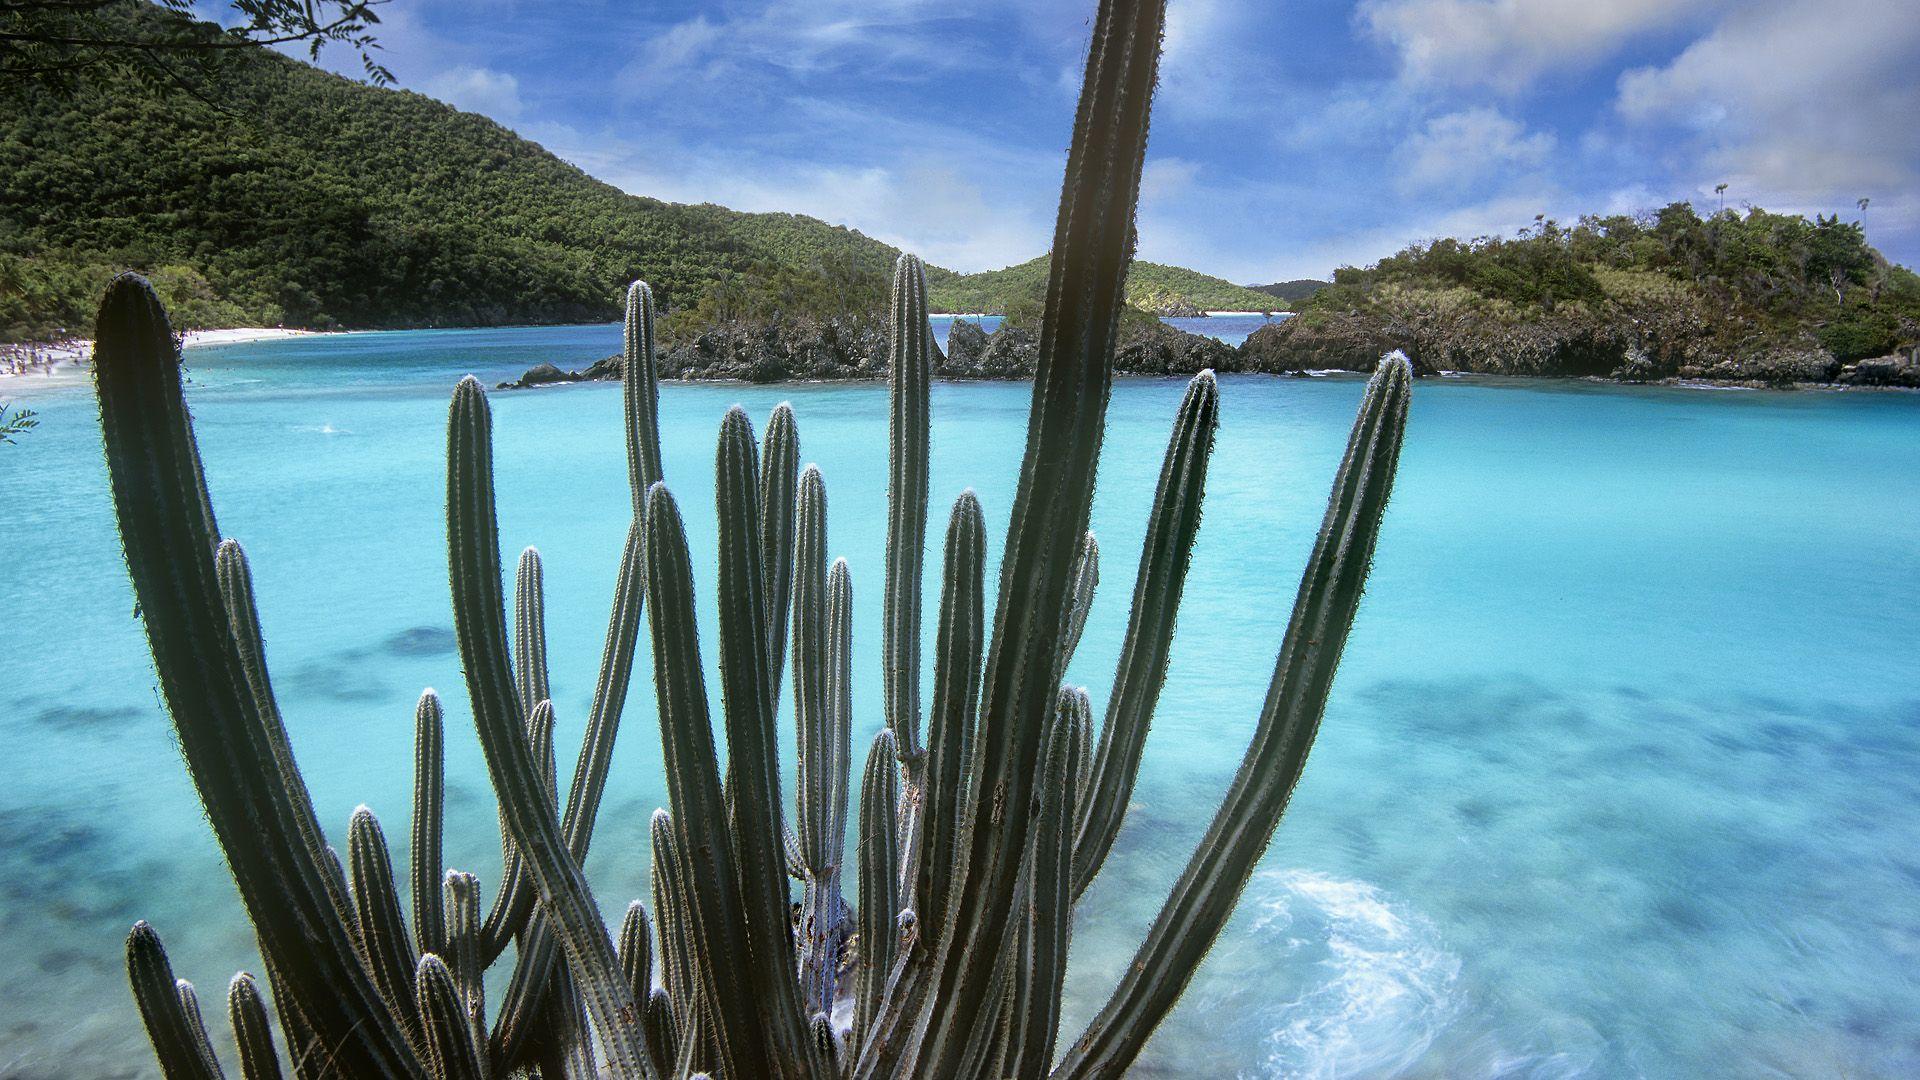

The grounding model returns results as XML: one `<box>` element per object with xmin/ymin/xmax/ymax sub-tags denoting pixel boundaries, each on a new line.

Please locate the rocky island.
<box><xmin>506</xmin><ymin>204</ymin><xmax>1918</xmax><ymax>391</ymax></box>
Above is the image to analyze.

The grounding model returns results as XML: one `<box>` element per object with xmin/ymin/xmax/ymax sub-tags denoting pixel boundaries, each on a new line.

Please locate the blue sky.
<box><xmin>271</xmin><ymin>0</ymin><xmax>1919</xmax><ymax>282</ymax></box>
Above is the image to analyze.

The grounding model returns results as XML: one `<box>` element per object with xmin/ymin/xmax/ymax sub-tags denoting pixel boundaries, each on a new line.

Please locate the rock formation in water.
<box><xmin>503</xmin><ymin>313</ymin><xmax>1241</xmax><ymax>387</ymax></box>
<box><xmin>504</xmin><ymin>314</ymin><xmax>1920</xmax><ymax>390</ymax></box>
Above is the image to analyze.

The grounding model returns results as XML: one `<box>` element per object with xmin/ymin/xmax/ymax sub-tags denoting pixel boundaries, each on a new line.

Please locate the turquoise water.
<box><xmin>2</xmin><ymin>323</ymin><xmax>1917</xmax><ymax>1078</ymax></box>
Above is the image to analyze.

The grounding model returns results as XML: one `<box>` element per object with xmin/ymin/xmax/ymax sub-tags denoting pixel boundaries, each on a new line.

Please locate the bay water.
<box><xmin>2</xmin><ymin>317</ymin><xmax>1917</xmax><ymax>1077</ymax></box>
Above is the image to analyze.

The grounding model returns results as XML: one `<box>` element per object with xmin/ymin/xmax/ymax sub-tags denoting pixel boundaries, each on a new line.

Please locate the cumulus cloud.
<box><xmin>1402</xmin><ymin>107</ymin><xmax>1554</xmax><ymax>188</ymax></box>
<box><xmin>424</xmin><ymin>66</ymin><xmax>524</xmax><ymax>119</ymax></box>
<box><xmin>1360</xmin><ymin>0</ymin><xmax>1719</xmax><ymax>91</ymax></box>
<box><xmin>1615</xmin><ymin>0</ymin><xmax>1920</xmax><ymax>217</ymax></box>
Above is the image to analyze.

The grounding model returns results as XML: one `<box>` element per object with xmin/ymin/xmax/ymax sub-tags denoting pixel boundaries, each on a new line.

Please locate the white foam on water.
<box><xmin>1243</xmin><ymin>869</ymin><xmax>1461</xmax><ymax>1080</ymax></box>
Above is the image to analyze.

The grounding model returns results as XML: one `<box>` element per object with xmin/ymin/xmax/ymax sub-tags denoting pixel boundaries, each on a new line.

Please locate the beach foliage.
<box><xmin>0</xmin><ymin>401</ymin><xmax>37</xmax><ymax>443</ymax></box>
<box><xmin>89</xmin><ymin>1</ymin><xmax>1416</xmax><ymax>1076</ymax></box>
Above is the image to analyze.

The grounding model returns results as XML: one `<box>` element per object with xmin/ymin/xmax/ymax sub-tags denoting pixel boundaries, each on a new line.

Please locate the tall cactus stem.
<box><xmin>125</xmin><ymin>922</ymin><xmax>222</xmax><ymax>1080</ymax></box>
<box><xmin>95</xmin><ymin>274</ymin><xmax>418</xmax><ymax>1077</ymax></box>
<box><xmin>445</xmin><ymin>377</ymin><xmax>649</xmax><ymax>1076</ymax></box>
<box><xmin>920</xmin><ymin>0</ymin><xmax>1168</xmax><ymax>1069</ymax></box>
<box><xmin>411</xmin><ymin>690</ymin><xmax>447</xmax><ymax>959</ymax></box>
<box><xmin>1055</xmin><ymin>353</ymin><xmax>1413</xmax><ymax>1079</ymax></box>
<box><xmin>1073</xmin><ymin>369</ymin><xmax>1218</xmax><ymax>897</ymax></box>
<box><xmin>854</xmin><ymin>728</ymin><xmax>902</xmax><ymax>1048</ymax></box>
<box><xmin>347</xmin><ymin>806</ymin><xmax>423</xmax><ymax>1050</ymax></box>
<box><xmin>624</xmin><ymin>281</ymin><xmax>665</xmax><ymax>508</ymax></box>
<box><xmin>416</xmin><ymin>953</ymin><xmax>488</xmax><ymax>1080</ymax></box>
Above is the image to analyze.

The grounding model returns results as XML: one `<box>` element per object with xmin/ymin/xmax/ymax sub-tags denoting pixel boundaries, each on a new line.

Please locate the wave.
<box><xmin>1242</xmin><ymin>869</ymin><xmax>1461</xmax><ymax>1080</ymax></box>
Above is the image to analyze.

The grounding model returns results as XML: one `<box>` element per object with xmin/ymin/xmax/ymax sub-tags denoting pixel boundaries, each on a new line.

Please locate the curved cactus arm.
<box><xmin>227</xmin><ymin>974</ymin><xmax>285</xmax><ymax>1080</ymax></box>
<box><xmin>412</xmin><ymin>691</ymin><xmax>447</xmax><ymax>960</ymax></box>
<box><xmin>213</xmin><ymin>541</ymin><xmax>359</xmax><ymax>938</ymax></box>
<box><xmin>712</xmin><ymin>409</ymin><xmax>818</xmax><ymax>1076</ymax></box>
<box><xmin>760</xmin><ymin>403</ymin><xmax>799</xmax><ymax>686</ymax></box>
<box><xmin>853</xmin><ymin>728</ymin><xmax>902</xmax><ymax>1052</ymax></box>
<box><xmin>415</xmin><ymin>954</ymin><xmax>488</xmax><ymax>1080</ymax></box>
<box><xmin>920</xmin><ymin>1</ymin><xmax>1168</xmax><ymax>1071</ymax></box>
<box><xmin>176</xmin><ymin>980</ymin><xmax>227</xmax><ymax>1080</ymax></box>
<box><xmin>1053</xmin><ymin>354</ymin><xmax>1413</xmax><ymax>1080</ymax></box>
<box><xmin>94</xmin><ymin>276</ymin><xmax>418</xmax><ymax>1078</ymax></box>
<box><xmin>1072</xmin><ymin>370</ymin><xmax>1218</xmax><ymax>898</ymax></box>
<box><xmin>126</xmin><ymin>923</ymin><xmax>224</xmax><ymax>1080</ymax></box>
<box><xmin>624</xmin><ymin>281</ymin><xmax>665</xmax><ymax>509</ymax></box>
<box><xmin>644</xmin><ymin>481</ymin><xmax>778</xmax><ymax>1078</ymax></box>
<box><xmin>445</xmin><ymin>378</ymin><xmax>651</xmax><ymax>1077</ymax></box>
<box><xmin>1058</xmin><ymin>533</ymin><xmax>1100</xmax><ymax>671</ymax></box>
<box><xmin>347</xmin><ymin>807</ymin><xmax>424</xmax><ymax>1051</ymax></box>
<box><xmin>478</xmin><ymin>697</ymin><xmax>558</xmax><ymax>967</ymax></box>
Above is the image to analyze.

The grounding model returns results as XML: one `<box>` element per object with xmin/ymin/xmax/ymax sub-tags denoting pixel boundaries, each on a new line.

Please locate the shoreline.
<box><xmin>0</xmin><ymin>327</ymin><xmax>337</xmax><ymax>393</ymax></box>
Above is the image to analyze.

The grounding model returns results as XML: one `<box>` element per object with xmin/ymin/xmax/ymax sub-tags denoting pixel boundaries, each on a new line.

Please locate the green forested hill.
<box><xmin>925</xmin><ymin>255</ymin><xmax>1278</xmax><ymax>314</ymax></box>
<box><xmin>0</xmin><ymin>2</ymin><xmax>905</xmax><ymax>337</ymax></box>
<box><xmin>0</xmin><ymin>2</ymin><xmax>1274</xmax><ymax>340</ymax></box>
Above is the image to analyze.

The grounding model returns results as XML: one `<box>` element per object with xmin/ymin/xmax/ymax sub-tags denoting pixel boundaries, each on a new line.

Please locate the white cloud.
<box><xmin>1402</xmin><ymin>107</ymin><xmax>1554</xmax><ymax>188</ymax></box>
<box><xmin>423</xmin><ymin>66</ymin><xmax>524</xmax><ymax>119</ymax></box>
<box><xmin>1615</xmin><ymin>0</ymin><xmax>1920</xmax><ymax>218</ymax></box>
<box><xmin>1360</xmin><ymin>0</ymin><xmax>1721</xmax><ymax>91</ymax></box>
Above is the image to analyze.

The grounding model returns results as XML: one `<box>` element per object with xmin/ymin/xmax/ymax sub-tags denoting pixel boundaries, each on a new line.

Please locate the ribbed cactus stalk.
<box><xmin>1072</xmin><ymin>369</ymin><xmax>1218</xmax><ymax>897</ymax></box>
<box><xmin>854</xmin><ymin>728</ymin><xmax>901</xmax><ymax>1045</ymax></box>
<box><xmin>793</xmin><ymin>463</ymin><xmax>853</xmax><ymax>1017</ymax></box>
<box><xmin>103</xmin><ymin>3</ymin><xmax>1414</xmax><ymax>1078</ymax></box>
<box><xmin>883</xmin><ymin>254</ymin><xmax>934</xmax><ymax>909</ymax></box>
<box><xmin>97</xmin><ymin>274</ymin><xmax>419</xmax><ymax>1078</ymax></box>
<box><xmin>416</xmin><ymin>953</ymin><xmax>487</xmax><ymax>1080</ymax></box>
<box><xmin>347</xmin><ymin>806</ymin><xmax>422</xmax><ymax>1048</ymax></box>
<box><xmin>411</xmin><ymin>690</ymin><xmax>447</xmax><ymax>960</ymax></box>
<box><xmin>226</xmin><ymin>974</ymin><xmax>283</xmax><ymax>1080</ymax></box>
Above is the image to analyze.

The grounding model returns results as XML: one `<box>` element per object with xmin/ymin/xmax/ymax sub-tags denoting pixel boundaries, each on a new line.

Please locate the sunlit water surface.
<box><xmin>2</xmin><ymin>318</ymin><xmax>1917</xmax><ymax>1078</ymax></box>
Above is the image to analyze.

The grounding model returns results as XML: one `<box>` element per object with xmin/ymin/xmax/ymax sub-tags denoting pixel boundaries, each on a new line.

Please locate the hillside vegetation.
<box><xmin>1244</xmin><ymin>205</ymin><xmax>1920</xmax><ymax>384</ymax></box>
<box><xmin>1247</xmin><ymin>279</ymin><xmax>1328</xmax><ymax>305</ymax></box>
<box><xmin>926</xmin><ymin>255</ymin><xmax>1278</xmax><ymax>315</ymax></box>
<box><xmin>0</xmin><ymin>3</ymin><xmax>1272</xmax><ymax>342</ymax></box>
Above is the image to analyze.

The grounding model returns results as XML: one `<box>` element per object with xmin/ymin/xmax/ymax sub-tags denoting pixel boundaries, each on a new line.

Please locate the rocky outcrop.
<box><xmin>1236</xmin><ymin>307</ymin><xmax>1914</xmax><ymax>388</ymax></box>
<box><xmin>503</xmin><ymin>311</ymin><xmax>1916</xmax><ymax>390</ymax></box>
<box><xmin>659</xmin><ymin>314</ymin><xmax>890</xmax><ymax>381</ymax></box>
<box><xmin>1836</xmin><ymin>346</ymin><xmax>1920</xmax><ymax>387</ymax></box>
<box><xmin>1114</xmin><ymin>319</ymin><xmax>1237</xmax><ymax>375</ymax></box>
<box><xmin>496</xmin><ymin>355</ymin><xmax>621</xmax><ymax>389</ymax></box>
<box><xmin>941</xmin><ymin>318</ymin><xmax>1233</xmax><ymax>378</ymax></box>
<box><xmin>940</xmin><ymin>322</ymin><xmax>1037</xmax><ymax>378</ymax></box>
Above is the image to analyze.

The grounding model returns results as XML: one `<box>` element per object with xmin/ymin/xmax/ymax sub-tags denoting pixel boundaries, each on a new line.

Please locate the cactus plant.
<box><xmin>95</xmin><ymin>0</ymin><xmax>1414</xmax><ymax>1076</ymax></box>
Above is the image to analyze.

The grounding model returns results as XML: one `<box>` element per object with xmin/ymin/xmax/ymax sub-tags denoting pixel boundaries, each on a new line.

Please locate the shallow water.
<box><xmin>2</xmin><ymin>324</ymin><xmax>1917</xmax><ymax>1078</ymax></box>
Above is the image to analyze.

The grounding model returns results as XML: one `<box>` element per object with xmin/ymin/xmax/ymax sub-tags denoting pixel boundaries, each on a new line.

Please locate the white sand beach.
<box><xmin>1</xmin><ymin>327</ymin><xmax>333</xmax><ymax>395</ymax></box>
